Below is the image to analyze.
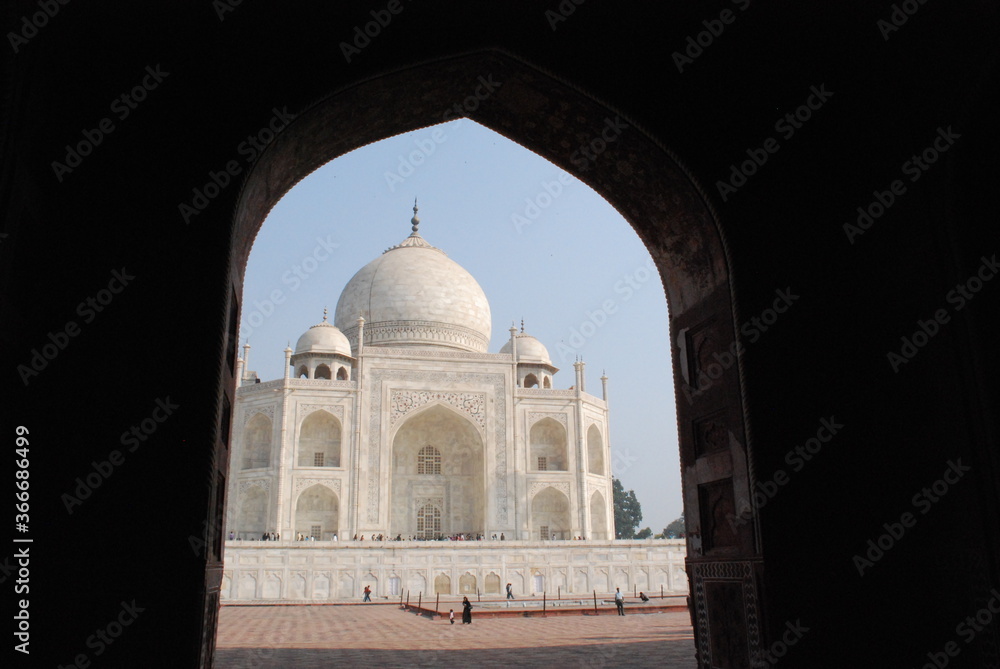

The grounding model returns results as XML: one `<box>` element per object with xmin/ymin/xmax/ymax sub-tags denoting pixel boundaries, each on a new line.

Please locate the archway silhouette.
<box><xmin>227</xmin><ymin>50</ymin><xmax>752</xmax><ymax>663</ymax></box>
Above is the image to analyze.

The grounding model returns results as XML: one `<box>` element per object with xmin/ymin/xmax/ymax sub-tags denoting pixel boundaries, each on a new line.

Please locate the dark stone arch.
<box><xmin>230</xmin><ymin>50</ymin><xmax>749</xmax><ymax>664</ymax></box>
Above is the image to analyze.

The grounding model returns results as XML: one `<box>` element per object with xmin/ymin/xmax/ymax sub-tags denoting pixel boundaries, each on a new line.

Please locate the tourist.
<box><xmin>449</xmin><ymin>609</ymin><xmax>455</xmax><ymax>625</ymax></box>
<box><xmin>363</xmin><ymin>585</ymin><xmax>372</xmax><ymax>602</ymax></box>
<box><xmin>462</xmin><ymin>596</ymin><xmax>473</xmax><ymax>624</ymax></box>
<box><xmin>614</xmin><ymin>588</ymin><xmax>625</xmax><ymax>616</ymax></box>
<box><xmin>506</xmin><ymin>583</ymin><xmax>514</xmax><ymax>600</ymax></box>
<box><xmin>500</xmin><ymin>533</ymin><xmax>505</xmax><ymax>540</ymax></box>
<box><xmin>639</xmin><ymin>592</ymin><xmax>649</xmax><ymax>602</ymax></box>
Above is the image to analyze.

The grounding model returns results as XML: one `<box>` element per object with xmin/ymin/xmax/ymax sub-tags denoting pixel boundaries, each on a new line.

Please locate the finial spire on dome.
<box><xmin>521</xmin><ymin>318</ymin><xmax>525</xmax><ymax>333</ymax></box>
<box><xmin>322</xmin><ymin>307</ymin><xmax>329</xmax><ymax>322</ymax></box>
<box><xmin>411</xmin><ymin>198</ymin><xmax>420</xmax><ymax>234</ymax></box>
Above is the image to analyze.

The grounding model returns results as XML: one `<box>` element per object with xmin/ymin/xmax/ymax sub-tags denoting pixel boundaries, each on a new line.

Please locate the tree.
<box><xmin>661</xmin><ymin>512</ymin><xmax>686</xmax><ymax>539</ymax></box>
<box><xmin>636</xmin><ymin>527</ymin><xmax>653</xmax><ymax>539</ymax></box>
<box><xmin>612</xmin><ymin>477</ymin><xmax>643</xmax><ymax>539</ymax></box>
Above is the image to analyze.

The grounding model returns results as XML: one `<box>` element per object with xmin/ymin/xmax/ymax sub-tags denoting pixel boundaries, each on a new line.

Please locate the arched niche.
<box><xmin>530</xmin><ymin>417</ymin><xmax>567</xmax><ymax>471</ymax></box>
<box><xmin>242</xmin><ymin>414</ymin><xmax>272</xmax><ymax>470</ymax></box>
<box><xmin>297</xmin><ymin>410</ymin><xmax>342</xmax><ymax>467</ymax></box>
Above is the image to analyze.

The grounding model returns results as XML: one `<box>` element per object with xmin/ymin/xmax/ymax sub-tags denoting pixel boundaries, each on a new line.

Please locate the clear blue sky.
<box><xmin>238</xmin><ymin>119</ymin><xmax>682</xmax><ymax>533</ymax></box>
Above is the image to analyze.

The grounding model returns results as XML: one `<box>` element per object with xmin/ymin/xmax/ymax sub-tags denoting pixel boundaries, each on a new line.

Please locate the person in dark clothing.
<box><xmin>615</xmin><ymin>587</ymin><xmax>625</xmax><ymax>615</ymax></box>
<box><xmin>506</xmin><ymin>583</ymin><xmax>514</xmax><ymax>600</ymax></box>
<box><xmin>462</xmin><ymin>596</ymin><xmax>473</xmax><ymax>624</ymax></box>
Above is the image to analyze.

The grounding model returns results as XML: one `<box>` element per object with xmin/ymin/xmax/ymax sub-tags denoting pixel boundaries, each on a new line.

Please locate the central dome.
<box><xmin>334</xmin><ymin>208</ymin><xmax>492</xmax><ymax>353</ymax></box>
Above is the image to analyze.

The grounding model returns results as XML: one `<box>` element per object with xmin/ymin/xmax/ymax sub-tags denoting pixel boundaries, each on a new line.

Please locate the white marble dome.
<box><xmin>500</xmin><ymin>332</ymin><xmax>552</xmax><ymax>365</ymax></box>
<box><xmin>295</xmin><ymin>319</ymin><xmax>352</xmax><ymax>357</ymax></box>
<box><xmin>334</xmin><ymin>215</ymin><xmax>492</xmax><ymax>353</ymax></box>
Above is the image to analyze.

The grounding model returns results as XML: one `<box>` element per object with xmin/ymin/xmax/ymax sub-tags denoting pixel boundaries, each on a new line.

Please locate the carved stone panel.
<box><xmin>242</xmin><ymin>405</ymin><xmax>275</xmax><ymax>425</ymax></box>
<box><xmin>300</xmin><ymin>404</ymin><xmax>345</xmax><ymax>421</ymax></box>
<box><xmin>705</xmin><ymin>581</ymin><xmax>749</xmax><ymax>668</ymax></box>
<box><xmin>390</xmin><ymin>390</ymin><xmax>486</xmax><ymax>430</ymax></box>
<box><xmin>529</xmin><ymin>481</ymin><xmax>571</xmax><ymax>499</ymax></box>
<box><xmin>527</xmin><ymin>412</ymin><xmax>567</xmax><ymax>427</ymax></box>
<box><xmin>691</xmin><ymin>561</ymin><xmax>761</xmax><ymax>669</ymax></box>
<box><xmin>694</xmin><ymin>411</ymin><xmax>729</xmax><ymax>458</ymax></box>
<box><xmin>698</xmin><ymin>478</ymin><xmax>738</xmax><ymax>553</ymax></box>
<box><xmin>687</xmin><ymin>319</ymin><xmax>723</xmax><ymax>387</ymax></box>
<box><xmin>293</xmin><ymin>478</ymin><xmax>342</xmax><ymax>497</ymax></box>
<box><xmin>238</xmin><ymin>479</ymin><xmax>270</xmax><ymax>496</ymax></box>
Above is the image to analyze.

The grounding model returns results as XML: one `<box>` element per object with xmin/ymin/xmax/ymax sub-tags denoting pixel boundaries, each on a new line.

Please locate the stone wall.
<box><xmin>221</xmin><ymin>539</ymin><xmax>688</xmax><ymax>601</ymax></box>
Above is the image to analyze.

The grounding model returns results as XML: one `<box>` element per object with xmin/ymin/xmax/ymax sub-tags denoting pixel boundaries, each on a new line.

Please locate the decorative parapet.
<box><xmin>237</xmin><ymin>379</ymin><xmax>357</xmax><ymax>396</ymax></box>
<box><xmin>517</xmin><ymin>388</ymin><xmax>606</xmax><ymax>407</ymax></box>
<box><xmin>517</xmin><ymin>388</ymin><xmax>577</xmax><ymax>398</ymax></box>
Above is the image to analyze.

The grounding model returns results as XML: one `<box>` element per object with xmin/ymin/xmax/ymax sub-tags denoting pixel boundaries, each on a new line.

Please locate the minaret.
<box><xmin>242</xmin><ymin>342</ymin><xmax>251</xmax><ymax>381</ymax></box>
<box><xmin>283</xmin><ymin>343</ymin><xmax>292</xmax><ymax>379</ymax></box>
<box><xmin>235</xmin><ymin>353</ymin><xmax>244</xmax><ymax>388</ymax></box>
<box><xmin>509</xmin><ymin>322</ymin><xmax>518</xmax><ymax>384</ymax></box>
<box><xmin>573</xmin><ymin>357</ymin><xmax>586</xmax><ymax>394</ymax></box>
<box><xmin>601</xmin><ymin>370</ymin><xmax>609</xmax><ymax>402</ymax></box>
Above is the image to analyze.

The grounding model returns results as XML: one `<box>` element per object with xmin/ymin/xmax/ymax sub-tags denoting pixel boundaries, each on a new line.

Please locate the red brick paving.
<box><xmin>215</xmin><ymin>603</ymin><xmax>697</xmax><ymax>668</ymax></box>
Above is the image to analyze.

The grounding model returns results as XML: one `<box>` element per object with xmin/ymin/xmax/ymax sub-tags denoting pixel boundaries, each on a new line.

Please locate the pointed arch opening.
<box><xmin>242</xmin><ymin>414</ymin><xmax>272</xmax><ymax>470</ymax></box>
<box><xmin>587</xmin><ymin>424</ymin><xmax>605</xmax><ymax>476</ymax></box>
<box><xmin>294</xmin><ymin>484</ymin><xmax>339</xmax><ymax>540</ymax></box>
<box><xmin>223</xmin><ymin>49</ymin><xmax>738</xmax><ymax>667</ymax></box>
<box><xmin>297</xmin><ymin>410</ymin><xmax>342</xmax><ymax>467</ymax></box>
<box><xmin>391</xmin><ymin>404</ymin><xmax>484</xmax><ymax>538</ymax></box>
<box><xmin>590</xmin><ymin>490</ymin><xmax>609</xmax><ymax>540</ymax></box>
<box><xmin>530</xmin><ymin>417</ymin><xmax>567</xmax><ymax>471</ymax></box>
<box><xmin>236</xmin><ymin>486</ymin><xmax>268</xmax><ymax>539</ymax></box>
<box><xmin>530</xmin><ymin>486</ymin><xmax>571</xmax><ymax>540</ymax></box>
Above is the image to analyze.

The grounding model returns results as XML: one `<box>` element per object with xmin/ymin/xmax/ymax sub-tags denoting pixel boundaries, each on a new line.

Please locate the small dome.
<box><xmin>295</xmin><ymin>320</ymin><xmax>352</xmax><ymax>357</ymax></box>
<box><xmin>500</xmin><ymin>332</ymin><xmax>552</xmax><ymax>365</ymax></box>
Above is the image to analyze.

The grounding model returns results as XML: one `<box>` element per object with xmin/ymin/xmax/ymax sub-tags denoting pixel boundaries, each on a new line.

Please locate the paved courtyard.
<box><xmin>215</xmin><ymin>603</ymin><xmax>697</xmax><ymax>668</ymax></box>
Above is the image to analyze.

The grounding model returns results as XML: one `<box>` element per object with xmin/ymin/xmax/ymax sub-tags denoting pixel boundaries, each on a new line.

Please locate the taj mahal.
<box><xmin>220</xmin><ymin>205</ymin><xmax>687</xmax><ymax>601</ymax></box>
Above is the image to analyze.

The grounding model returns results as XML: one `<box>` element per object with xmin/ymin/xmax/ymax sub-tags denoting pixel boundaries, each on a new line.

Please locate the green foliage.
<box><xmin>612</xmin><ymin>477</ymin><xmax>643</xmax><ymax>539</ymax></box>
<box><xmin>636</xmin><ymin>527</ymin><xmax>653</xmax><ymax>539</ymax></box>
<box><xmin>662</xmin><ymin>512</ymin><xmax>686</xmax><ymax>539</ymax></box>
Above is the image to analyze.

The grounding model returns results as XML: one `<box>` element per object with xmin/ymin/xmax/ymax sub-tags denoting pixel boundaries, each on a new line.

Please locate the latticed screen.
<box><xmin>416</xmin><ymin>504</ymin><xmax>442</xmax><ymax>539</ymax></box>
<box><xmin>538</xmin><ymin>456</ymin><xmax>547</xmax><ymax>471</ymax></box>
<box><xmin>310</xmin><ymin>525</ymin><xmax>321</xmax><ymax>539</ymax></box>
<box><xmin>314</xmin><ymin>452</ymin><xmax>324</xmax><ymax>466</ymax></box>
<box><xmin>417</xmin><ymin>445</ymin><xmax>441</xmax><ymax>474</ymax></box>
<box><xmin>540</xmin><ymin>526</ymin><xmax>550</xmax><ymax>540</ymax></box>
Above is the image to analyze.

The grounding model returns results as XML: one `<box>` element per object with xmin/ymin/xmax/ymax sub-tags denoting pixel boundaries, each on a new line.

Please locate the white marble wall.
<box><xmin>220</xmin><ymin>539</ymin><xmax>688</xmax><ymax>601</ymax></box>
